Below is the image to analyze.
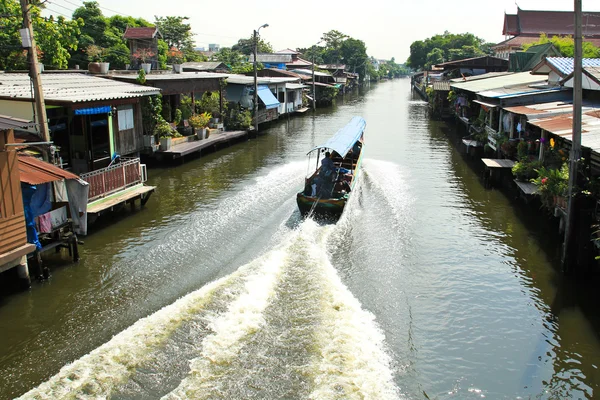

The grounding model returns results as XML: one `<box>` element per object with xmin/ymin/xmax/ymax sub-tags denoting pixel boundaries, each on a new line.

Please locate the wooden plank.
<box><xmin>161</xmin><ymin>131</ymin><xmax>248</xmax><ymax>157</ymax></box>
<box><xmin>87</xmin><ymin>185</ymin><xmax>155</xmax><ymax>214</ymax></box>
<box><xmin>482</xmin><ymin>158</ymin><xmax>515</xmax><ymax>169</ymax></box>
<box><xmin>514</xmin><ymin>180</ymin><xmax>538</xmax><ymax>195</ymax></box>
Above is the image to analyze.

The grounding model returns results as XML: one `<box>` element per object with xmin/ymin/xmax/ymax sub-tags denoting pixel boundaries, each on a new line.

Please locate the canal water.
<box><xmin>1</xmin><ymin>79</ymin><xmax>600</xmax><ymax>399</ymax></box>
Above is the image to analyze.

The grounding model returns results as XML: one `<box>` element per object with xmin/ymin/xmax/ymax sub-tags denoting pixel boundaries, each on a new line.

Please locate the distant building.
<box><xmin>493</xmin><ymin>8</ymin><xmax>600</xmax><ymax>59</ymax></box>
<box><xmin>209</xmin><ymin>44</ymin><xmax>220</xmax><ymax>52</ymax></box>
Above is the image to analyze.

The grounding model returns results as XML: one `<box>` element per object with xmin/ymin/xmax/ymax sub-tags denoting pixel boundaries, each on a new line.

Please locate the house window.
<box><xmin>117</xmin><ymin>105</ymin><xmax>134</xmax><ymax>131</ymax></box>
<box><xmin>278</xmin><ymin>91</ymin><xmax>285</xmax><ymax>103</ymax></box>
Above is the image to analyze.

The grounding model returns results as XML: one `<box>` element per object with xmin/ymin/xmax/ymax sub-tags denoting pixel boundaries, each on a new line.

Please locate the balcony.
<box><xmin>80</xmin><ymin>157</ymin><xmax>147</xmax><ymax>202</ymax></box>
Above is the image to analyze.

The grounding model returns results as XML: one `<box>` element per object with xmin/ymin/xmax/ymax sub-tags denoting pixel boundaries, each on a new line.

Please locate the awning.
<box><xmin>18</xmin><ymin>154</ymin><xmax>80</xmax><ymax>185</ymax></box>
<box><xmin>309</xmin><ymin>116</ymin><xmax>366</xmax><ymax>158</ymax></box>
<box><xmin>257</xmin><ymin>85</ymin><xmax>280</xmax><ymax>110</ymax></box>
<box><xmin>74</xmin><ymin>106</ymin><xmax>112</xmax><ymax>115</ymax></box>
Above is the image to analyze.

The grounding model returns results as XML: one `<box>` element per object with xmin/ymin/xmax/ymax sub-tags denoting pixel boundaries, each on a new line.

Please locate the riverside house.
<box><xmin>0</xmin><ymin>72</ymin><xmax>159</xmax><ymax>228</ymax></box>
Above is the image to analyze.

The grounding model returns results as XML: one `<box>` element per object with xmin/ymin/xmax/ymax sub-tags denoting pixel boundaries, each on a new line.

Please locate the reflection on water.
<box><xmin>2</xmin><ymin>80</ymin><xmax>600</xmax><ymax>399</ymax></box>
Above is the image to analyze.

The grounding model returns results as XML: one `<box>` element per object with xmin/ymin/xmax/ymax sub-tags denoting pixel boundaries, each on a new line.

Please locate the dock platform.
<box><xmin>87</xmin><ymin>184</ymin><xmax>155</xmax><ymax>216</ymax></box>
<box><xmin>160</xmin><ymin>130</ymin><xmax>248</xmax><ymax>159</ymax></box>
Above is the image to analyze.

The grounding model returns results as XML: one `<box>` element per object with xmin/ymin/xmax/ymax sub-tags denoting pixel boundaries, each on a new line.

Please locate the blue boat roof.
<box><xmin>309</xmin><ymin>116</ymin><xmax>366</xmax><ymax>157</ymax></box>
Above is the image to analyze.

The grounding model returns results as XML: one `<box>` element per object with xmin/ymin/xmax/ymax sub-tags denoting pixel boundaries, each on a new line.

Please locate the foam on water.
<box><xmin>19</xmin><ymin>163</ymin><xmax>401</xmax><ymax>400</ymax></box>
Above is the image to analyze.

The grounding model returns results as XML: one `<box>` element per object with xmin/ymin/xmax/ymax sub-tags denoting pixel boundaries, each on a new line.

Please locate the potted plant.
<box><xmin>133</xmin><ymin>47</ymin><xmax>156</xmax><ymax>73</ymax></box>
<box><xmin>86</xmin><ymin>45</ymin><xmax>109</xmax><ymax>73</ymax></box>
<box><xmin>167</xmin><ymin>47</ymin><xmax>184</xmax><ymax>73</ymax></box>
<box><xmin>156</xmin><ymin>120</ymin><xmax>175</xmax><ymax>150</ymax></box>
<box><xmin>532</xmin><ymin>163</ymin><xmax>569</xmax><ymax>209</ymax></box>
<box><xmin>189</xmin><ymin>112</ymin><xmax>212</xmax><ymax>139</ymax></box>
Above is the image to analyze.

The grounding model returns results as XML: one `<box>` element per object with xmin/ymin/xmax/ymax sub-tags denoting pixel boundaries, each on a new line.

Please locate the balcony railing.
<box><xmin>80</xmin><ymin>157</ymin><xmax>146</xmax><ymax>202</ymax></box>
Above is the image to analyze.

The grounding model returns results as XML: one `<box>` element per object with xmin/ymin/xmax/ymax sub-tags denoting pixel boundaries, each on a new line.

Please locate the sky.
<box><xmin>43</xmin><ymin>0</ymin><xmax>600</xmax><ymax>63</ymax></box>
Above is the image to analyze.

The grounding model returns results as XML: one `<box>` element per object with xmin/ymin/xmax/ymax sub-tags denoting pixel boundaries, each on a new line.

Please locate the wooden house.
<box><xmin>124</xmin><ymin>26</ymin><xmax>162</xmax><ymax>70</ymax></box>
<box><xmin>0</xmin><ymin>73</ymin><xmax>158</xmax><ymax>229</ymax></box>
<box><xmin>0</xmin><ymin>116</ymin><xmax>37</xmax><ymax>285</ymax></box>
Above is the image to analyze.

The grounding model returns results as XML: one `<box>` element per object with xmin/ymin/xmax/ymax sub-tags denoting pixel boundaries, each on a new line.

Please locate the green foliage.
<box><xmin>189</xmin><ymin>112</ymin><xmax>212</xmax><ymax>129</ymax></box>
<box><xmin>532</xmin><ymin>163</ymin><xmax>569</xmax><ymax>207</ymax></box>
<box><xmin>523</xmin><ymin>33</ymin><xmax>600</xmax><ymax>58</ymax></box>
<box><xmin>196</xmin><ymin>92</ymin><xmax>222</xmax><ymax>118</ymax></box>
<box><xmin>425</xmin><ymin>48</ymin><xmax>444</xmax><ymax>69</ymax></box>
<box><xmin>154</xmin><ymin>15</ymin><xmax>195</xmax><ymax>57</ymax></box>
<box><xmin>0</xmin><ymin>0</ymin><xmax>81</xmax><ymax>70</ymax></box>
<box><xmin>174</xmin><ymin>109</ymin><xmax>182</xmax><ymax>126</ymax></box>
<box><xmin>141</xmin><ymin>94</ymin><xmax>162</xmax><ymax>135</ymax></box>
<box><xmin>321</xmin><ymin>30</ymin><xmax>349</xmax><ymax>64</ymax></box>
<box><xmin>180</xmin><ymin>95</ymin><xmax>193</xmax><ymax>120</ymax></box>
<box><xmin>512</xmin><ymin>158</ymin><xmax>542</xmax><ymax>181</ymax></box>
<box><xmin>104</xmin><ymin>42</ymin><xmax>130</xmax><ymax>69</ymax></box>
<box><xmin>232</xmin><ymin>35</ymin><xmax>273</xmax><ymax>55</ymax></box>
<box><xmin>407</xmin><ymin>31</ymin><xmax>492</xmax><ymax>70</ymax></box>
<box><xmin>86</xmin><ymin>45</ymin><xmax>107</xmax><ymax>62</ymax></box>
<box><xmin>225</xmin><ymin>103</ymin><xmax>252</xmax><ymax>130</ymax></box>
<box><xmin>319</xmin><ymin>86</ymin><xmax>339</xmax><ymax>105</ymax></box>
<box><xmin>155</xmin><ymin>119</ymin><xmax>175</xmax><ymax>138</ymax></box>
<box><xmin>136</xmin><ymin>68</ymin><xmax>146</xmax><ymax>85</ymax></box>
<box><xmin>157</xmin><ymin>39</ymin><xmax>168</xmax><ymax>69</ymax></box>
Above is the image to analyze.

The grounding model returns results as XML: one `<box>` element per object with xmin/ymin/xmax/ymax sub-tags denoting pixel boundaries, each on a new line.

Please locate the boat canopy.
<box><xmin>308</xmin><ymin>116</ymin><xmax>366</xmax><ymax>158</ymax></box>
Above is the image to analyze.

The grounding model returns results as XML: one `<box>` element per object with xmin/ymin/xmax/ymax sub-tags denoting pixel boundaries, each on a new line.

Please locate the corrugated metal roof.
<box><xmin>449</xmin><ymin>71</ymin><xmax>512</xmax><ymax>82</ymax></box>
<box><xmin>290</xmin><ymin>69</ymin><xmax>332</xmax><ymax>77</ymax></box>
<box><xmin>504</xmin><ymin>101</ymin><xmax>600</xmax><ymax>118</ymax></box>
<box><xmin>546</xmin><ymin>57</ymin><xmax>600</xmax><ymax>76</ymax></box>
<box><xmin>528</xmin><ymin>110</ymin><xmax>600</xmax><ymax>153</ymax></box>
<box><xmin>181</xmin><ymin>62</ymin><xmax>229</xmax><ymax>71</ymax></box>
<box><xmin>432</xmin><ymin>81</ymin><xmax>451</xmax><ymax>91</ymax></box>
<box><xmin>285</xmin><ymin>83</ymin><xmax>306</xmax><ymax>90</ymax></box>
<box><xmin>0</xmin><ymin>114</ymin><xmax>36</xmax><ymax>130</ymax></box>
<box><xmin>477</xmin><ymin>84</ymin><xmax>562</xmax><ymax>99</ymax></box>
<box><xmin>112</xmin><ymin>72</ymin><xmax>228</xmax><ymax>81</ymax></box>
<box><xmin>0</xmin><ymin>73</ymin><xmax>160</xmax><ymax>103</ymax></box>
<box><xmin>249</xmin><ymin>54</ymin><xmax>292</xmax><ymax>63</ymax></box>
<box><xmin>18</xmin><ymin>154</ymin><xmax>79</xmax><ymax>185</ymax></box>
<box><xmin>223</xmin><ymin>75</ymin><xmax>299</xmax><ymax>85</ymax></box>
<box><xmin>450</xmin><ymin>72</ymin><xmax>545</xmax><ymax>93</ymax></box>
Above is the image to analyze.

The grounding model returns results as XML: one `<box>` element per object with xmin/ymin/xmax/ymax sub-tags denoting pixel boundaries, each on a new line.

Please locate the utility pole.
<box><xmin>253</xmin><ymin>29</ymin><xmax>259</xmax><ymax>133</ymax></box>
<box><xmin>252</xmin><ymin>24</ymin><xmax>268</xmax><ymax>134</ymax></box>
<box><xmin>19</xmin><ymin>0</ymin><xmax>50</xmax><ymax>161</ymax></box>
<box><xmin>312</xmin><ymin>49</ymin><xmax>316</xmax><ymax>111</ymax></box>
<box><xmin>562</xmin><ymin>0</ymin><xmax>583</xmax><ymax>274</ymax></box>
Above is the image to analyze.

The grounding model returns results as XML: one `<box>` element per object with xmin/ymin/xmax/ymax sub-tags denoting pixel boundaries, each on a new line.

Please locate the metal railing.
<box><xmin>80</xmin><ymin>157</ymin><xmax>145</xmax><ymax>202</ymax></box>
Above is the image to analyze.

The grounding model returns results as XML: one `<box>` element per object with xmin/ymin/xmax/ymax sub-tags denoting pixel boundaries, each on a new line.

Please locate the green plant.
<box><xmin>447</xmin><ymin>90</ymin><xmax>457</xmax><ymax>103</ymax></box>
<box><xmin>196</xmin><ymin>92</ymin><xmax>221</xmax><ymax>118</ymax></box>
<box><xmin>225</xmin><ymin>102</ymin><xmax>252</xmax><ymax>130</ymax></box>
<box><xmin>532</xmin><ymin>163</ymin><xmax>569</xmax><ymax>207</ymax></box>
<box><xmin>180</xmin><ymin>95</ymin><xmax>193</xmax><ymax>120</ymax></box>
<box><xmin>155</xmin><ymin>119</ymin><xmax>175</xmax><ymax>138</ymax></box>
<box><xmin>512</xmin><ymin>158</ymin><xmax>542</xmax><ymax>181</ymax></box>
<box><xmin>86</xmin><ymin>44</ymin><xmax>107</xmax><ymax>62</ymax></box>
<box><xmin>174</xmin><ymin>108</ymin><xmax>182</xmax><ymax>126</ymax></box>
<box><xmin>188</xmin><ymin>112</ymin><xmax>211</xmax><ymax>129</ymax></box>
<box><xmin>167</xmin><ymin>47</ymin><xmax>183</xmax><ymax>64</ymax></box>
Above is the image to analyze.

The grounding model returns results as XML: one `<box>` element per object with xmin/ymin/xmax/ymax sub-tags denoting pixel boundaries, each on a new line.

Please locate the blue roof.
<box><xmin>257</xmin><ymin>85</ymin><xmax>279</xmax><ymax>110</ymax></box>
<box><xmin>546</xmin><ymin>57</ymin><xmax>600</xmax><ymax>76</ymax></box>
<box><xmin>310</xmin><ymin>116</ymin><xmax>366</xmax><ymax>158</ymax></box>
<box><xmin>74</xmin><ymin>106</ymin><xmax>112</xmax><ymax>115</ymax></box>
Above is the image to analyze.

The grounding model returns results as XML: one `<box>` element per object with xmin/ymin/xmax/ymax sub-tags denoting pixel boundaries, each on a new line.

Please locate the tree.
<box><xmin>0</xmin><ymin>0</ymin><xmax>81</xmax><ymax>70</ymax></box>
<box><xmin>523</xmin><ymin>33</ymin><xmax>600</xmax><ymax>58</ymax></box>
<box><xmin>104</xmin><ymin>42</ymin><xmax>130</xmax><ymax>69</ymax></box>
<box><xmin>321</xmin><ymin>30</ymin><xmax>349</xmax><ymax>64</ymax></box>
<box><xmin>406</xmin><ymin>32</ymin><xmax>491</xmax><ymax>70</ymax></box>
<box><xmin>154</xmin><ymin>15</ymin><xmax>195</xmax><ymax>61</ymax></box>
<box><xmin>425</xmin><ymin>48</ymin><xmax>444</xmax><ymax>69</ymax></box>
<box><xmin>340</xmin><ymin>38</ymin><xmax>368</xmax><ymax>80</ymax></box>
<box><xmin>232</xmin><ymin>35</ymin><xmax>273</xmax><ymax>55</ymax></box>
<box><xmin>72</xmin><ymin>1</ymin><xmax>107</xmax><ymax>48</ymax></box>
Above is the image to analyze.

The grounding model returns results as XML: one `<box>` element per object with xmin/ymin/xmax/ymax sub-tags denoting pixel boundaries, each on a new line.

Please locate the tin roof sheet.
<box><xmin>0</xmin><ymin>73</ymin><xmax>160</xmax><ymax>103</ymax></box>
<box><xmin>289</xmin><ymin>69</ymin><xmax>332</xmax><ymax>77</ymax></box>
<box><xmin>223</xmin><ymin>74</ymin><xmax>298</xmax><ymax>85</ymax></box>
<box><xmin>477</xmin><ymin>84</ymin><xmax>562</xmax><ymax>99</ymax></box>
<box><xmin>112</xmin><ymin>72</ymin><xmax>228</xmax><ymax>81</ymax></box>
<box><xmin>528</xmin><ymin>110</ymin><xmax>600</xmax><ymax>153</ymax></box>
<box><xmin>0</xmin><ymin>114</ymin><xmax>36</xmax><ymax>130</ymax></box>
<box><xmin>449</xmin><ymin>71</ymin><xmax>512</xmax><ymax>82</ymax></box>
<box><xmin>545</xmin><ymin>57</ymin><xmax>600</xmax><ymax>76</ymax></box>
<box><xmin>18</xmin><ymin>154</ymin><xmax>79</xmax><ymax>185</ymax></box>
<box><xmin>504</xmin><ymin>101</ymin><xmax>600</xmax><ymax>118</ymax></box>
<box><xmin>249</xmin><ymin>54</ymin><xmax>292</xmax><ymax>63</ymax></box>
<box><xmin>432</xmin><ymin>81</ymin><xmax>451</xmax><ymax>91</ymax></box>
<box><xmin>450</xmin><ymin>72</ymin><xmax>545</xmax><ymax>93</ymax></box>
<box><xmin>181</xmin><ymin>62</ymin><xmax>229</xmax><ymax>71</ymax></box>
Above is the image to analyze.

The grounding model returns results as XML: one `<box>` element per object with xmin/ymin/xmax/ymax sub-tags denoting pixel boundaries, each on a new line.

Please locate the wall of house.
<box><xmin>0</xmin><ymin>100</ymin><xmax>35</xmax><ymax>127</ymax></box>
<box><xmin>0</xmin><ymin>130</ymin><xmax>28</xmax><ymax>267</ymax></box>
